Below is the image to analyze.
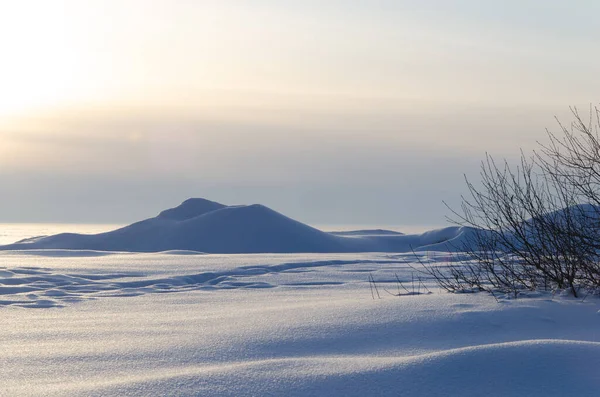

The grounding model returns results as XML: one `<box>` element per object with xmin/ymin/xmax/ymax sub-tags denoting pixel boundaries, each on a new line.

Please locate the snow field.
<box><xmin>1</xmin><ymin>251</ymin><xmax>599</xmax><ymax>396</ymax></box>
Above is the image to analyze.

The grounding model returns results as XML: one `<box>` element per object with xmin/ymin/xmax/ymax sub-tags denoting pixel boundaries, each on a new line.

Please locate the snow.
<box><xmin>1</xmin><ymin>249</ymin><xmax>599</xmax><ymax>396</ymax></box>
<box><xmin>0</xmin><ymin>199</ymin><xmax>477</xmax><ymax>253</ymax></box>
<box><xmin>329</xmin><ymin>229</ymin><xmax>405</xmax><ymax>236</ymax></box>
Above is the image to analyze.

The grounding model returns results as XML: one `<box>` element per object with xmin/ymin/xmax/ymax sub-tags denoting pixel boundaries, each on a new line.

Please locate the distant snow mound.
<box><xmin>166</xmin><ymin>204</ymin><xmax>350</xmax><ymax>253</ymax></box>
<box><xmin>330</xmin><ymin>229</ymin><xmax>405</xmax><ymax>237</ymax></box>
<box><xmin>155</xmin><ymin>250</ymin><xmax>206</xmax><ymax>255</ymax></box>
<box><xmin>413</xmin><ymin>226</ymin><xmax>481</xmax><ymax>251</ymax></box>
<box><xmin>13</xmin><ymin>235</ymin><xmax>48</xmax><ymax>244</ymax></box>
<box><xmin>470</xmin><ymin>203</ymin><xmax>600</xmax><ymax>253</ymax></box>
<box><xmin>0</xmin><ymin>198</ymin><xmax>478</xmax><ymax>253</ymax></box>
<box><xmin>157</xmin><ymin>198</ymin><xmax>226</xmax><ymax>221</ymax></box>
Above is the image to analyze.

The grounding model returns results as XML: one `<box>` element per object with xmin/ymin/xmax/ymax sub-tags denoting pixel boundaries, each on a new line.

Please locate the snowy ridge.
<box><xmin>0</xmin><ymin>198</ymin><xmax>475</xmax><ymax>253</ymax></box>
<box><xmin>48</xmin><ymin>340</ymin><xmax>596</xmax><ymax>397</ymax></box>
<box><xmin>156</xmin><ymin>198</ymin><xmax>226</xmax><ymax>220</ymax></box>
<box><xmin>8</xmin><ymin>340</ymin><xmax>599</xmax><ymax>396</ymax></box>
<box><xmin>329</xmin><ymin>229</ymin><xmax>405</xmax><ymax>236</ymax></box>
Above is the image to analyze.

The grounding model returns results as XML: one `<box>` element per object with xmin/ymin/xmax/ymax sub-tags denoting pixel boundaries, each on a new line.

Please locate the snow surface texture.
<box><xmin>0</xmin><ymin>198</ymin><xmax>476</xmax><ymax>253</ymax></box>
<box><xmin>1</xmin><ymin>250</ymin><xmax>599</xmax><ymax>396</ymax></box>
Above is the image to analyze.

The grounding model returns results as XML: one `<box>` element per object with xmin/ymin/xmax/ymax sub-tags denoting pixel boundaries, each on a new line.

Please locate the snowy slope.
<box><xmin>0</xmin><ymin>250</ymin><xmax>599</xmax><ymax>396</ymax></box>
<box><xmin>0</xmin><ymin>199</ymin><xmax>477</xmax><ymax>253</ymax></box>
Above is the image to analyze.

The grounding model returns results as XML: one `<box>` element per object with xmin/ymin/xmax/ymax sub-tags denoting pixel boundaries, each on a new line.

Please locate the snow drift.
<box><xmin>2</xmin><ymin>249</ymin><xmax>599</xmax><ymax>396</ymax></box>
<box><xmin>0</xmin><ymin>198</ymin><xmax>476</xmax><ymax>253</ymax></box>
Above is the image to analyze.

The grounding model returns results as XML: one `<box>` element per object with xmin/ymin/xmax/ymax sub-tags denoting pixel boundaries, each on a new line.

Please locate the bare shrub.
<box><xmin>429</xmin><ymin>107</ymin><xmax>600</xmax><ymax>298</ymax></box>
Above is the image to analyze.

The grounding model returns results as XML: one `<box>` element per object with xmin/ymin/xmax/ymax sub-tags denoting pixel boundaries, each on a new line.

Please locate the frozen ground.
<box><xmin>1</xmin><ymin>250</ymin><xmax>599</xmax><ymax>396</ymax></box>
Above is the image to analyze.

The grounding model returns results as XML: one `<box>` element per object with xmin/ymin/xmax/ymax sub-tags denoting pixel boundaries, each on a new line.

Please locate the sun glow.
<box><xmin>0</xmin><ymin>2</ymin><xmax>84</xmax><ymax>116</ymax></box>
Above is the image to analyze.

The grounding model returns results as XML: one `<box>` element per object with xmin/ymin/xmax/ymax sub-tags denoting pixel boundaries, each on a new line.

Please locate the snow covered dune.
<box><xmin>8</xmin><ymin>341</ymin><xmax>599</xmax><ymax>396</ymax></box>
<box><xmin>0</xmin><ymin>198</ymin><xmax>476</xmax><ymax>253</ymax></box>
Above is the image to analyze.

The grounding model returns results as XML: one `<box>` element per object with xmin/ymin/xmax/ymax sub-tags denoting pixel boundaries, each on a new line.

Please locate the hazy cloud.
<box><xmin>0</xmin><ymin>1</ymin><xmax>598</xmax><ymax>225</ymax></box>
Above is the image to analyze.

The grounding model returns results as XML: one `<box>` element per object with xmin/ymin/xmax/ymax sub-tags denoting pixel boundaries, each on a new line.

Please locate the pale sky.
<box><xmin>1</xmin><ymin>1</ymin><xmax>599</xmax><ymax>226</ymax></box>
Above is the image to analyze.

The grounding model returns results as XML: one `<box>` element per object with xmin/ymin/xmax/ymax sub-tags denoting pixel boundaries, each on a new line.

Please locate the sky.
<box><xmin>1</xmin><ymin>0</ymin><xmax>600</xmax><ymax>227</ymax></box>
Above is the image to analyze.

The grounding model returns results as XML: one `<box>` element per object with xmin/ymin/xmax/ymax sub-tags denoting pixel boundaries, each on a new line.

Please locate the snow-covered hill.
<box><xmin>0</xmin><ymin>198</ymin><xmax>476</xmax><ymax>253</ymax></box>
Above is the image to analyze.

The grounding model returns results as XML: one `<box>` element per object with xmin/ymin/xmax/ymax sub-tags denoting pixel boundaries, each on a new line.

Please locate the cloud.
<box><xmin>0</xmin><ymin>106</ymin><xmax>498</xmax><ymax>224</ymax></box>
